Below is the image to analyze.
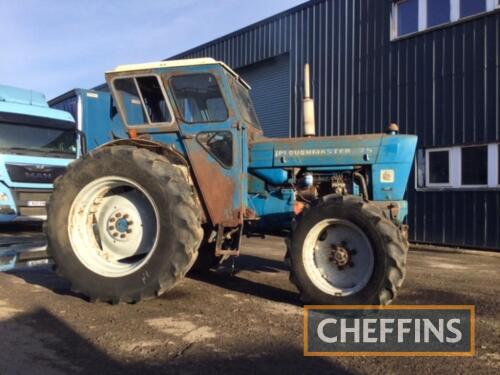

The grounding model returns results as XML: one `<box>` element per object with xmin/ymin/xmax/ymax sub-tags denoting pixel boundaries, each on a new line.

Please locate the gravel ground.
<box><xmin>0</xmin><ymin>226</ymin><xmax>498</xmax><ymax>374</ymax></box>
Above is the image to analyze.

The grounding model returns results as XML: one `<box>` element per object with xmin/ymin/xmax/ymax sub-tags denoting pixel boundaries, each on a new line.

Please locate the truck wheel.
<box><xmin>46</xmin><ymin>146</ymin><xmax>203</xmax><ymax>304</ymax></box>
<box><xmin>288</xmin><ymin>197</ymin><xmax>407</xmax><ymax>305</ymax></box>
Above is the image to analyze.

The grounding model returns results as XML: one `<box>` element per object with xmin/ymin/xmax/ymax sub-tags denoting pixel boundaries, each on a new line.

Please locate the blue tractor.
<box><xmin>46</xmin><ymin>59</ymin><xmax>417</xmax><ymax>305</ymax></box>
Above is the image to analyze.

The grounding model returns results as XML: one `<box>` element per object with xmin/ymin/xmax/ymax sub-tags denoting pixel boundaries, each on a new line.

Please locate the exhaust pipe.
<box><xmin>303</xmin><ymin>63</ymin><xmax>316</xmax><ymax>137</ymax></box>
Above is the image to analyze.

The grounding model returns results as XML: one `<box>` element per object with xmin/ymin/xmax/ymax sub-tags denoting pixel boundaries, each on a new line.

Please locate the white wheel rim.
<box><xmin>68</xmin><ymin>176</ymin><xmax>160</xmax><ymax>277</ymax></box>
<box><xmin>302</xmin><ymin>219</ymin><xmax>374</xmax><ymax>296</ymax></box>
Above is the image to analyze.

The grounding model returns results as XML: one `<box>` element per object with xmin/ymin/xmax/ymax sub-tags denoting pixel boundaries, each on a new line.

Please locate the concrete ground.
<box><xmin>0</xmin><ymin>226</ymin><xmax>499</xmax><ymax>374</ymax></box>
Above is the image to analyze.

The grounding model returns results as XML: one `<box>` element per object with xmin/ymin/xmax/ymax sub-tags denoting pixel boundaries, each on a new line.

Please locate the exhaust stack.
<box><xmin>303</xmin><ymin>63</ymin><xmax>316</xmax><ymax>137</ymax></box>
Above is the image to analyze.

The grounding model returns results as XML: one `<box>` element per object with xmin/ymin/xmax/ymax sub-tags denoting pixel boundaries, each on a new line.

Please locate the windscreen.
<box><xmin>170</xmin><ymin>73</ymin><xmax>228</xmax><ymax>123</ymax></box>
<box><xmin>232</xmin><ymin>80</ymin><xmax>261</xmax><ymax>130</ymax></box>
<box><xmin>0</xmin><ymin>122</ymin><xmax>77</xmax><ymax>156</ymax></box>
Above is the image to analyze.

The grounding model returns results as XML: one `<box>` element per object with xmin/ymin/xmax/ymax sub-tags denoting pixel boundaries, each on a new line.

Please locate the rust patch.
<box><xmin>243</xmin><ymin>207</ymin><xmax>257</xmax><ymax>219</ymax></box>
<box><xmin>187</xmin><ymin>150</ymin><xmax>239</xmax><ymax>227</ymax></box>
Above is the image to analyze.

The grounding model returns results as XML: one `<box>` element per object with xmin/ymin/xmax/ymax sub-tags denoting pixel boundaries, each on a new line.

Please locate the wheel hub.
<box><xmin>107</xmin><ymin>211</ymin><xmax>133</xmax><ymax>240</ymax></box>
<box><xmin>329</xmin><ymin>241</ymin><xmax>357</xmax><ymax>270</ymax></box>
<box><xmin>115</xmin><ymin>217</ymin><xmax>129</xmax><ymax>233</ymax></box>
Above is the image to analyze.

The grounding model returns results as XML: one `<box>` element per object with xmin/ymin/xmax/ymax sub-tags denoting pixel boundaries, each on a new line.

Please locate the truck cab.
<box><xmin>0</xmin><ymin>84</ymin><xmax>78</xmax><ymax>222</ymax></box>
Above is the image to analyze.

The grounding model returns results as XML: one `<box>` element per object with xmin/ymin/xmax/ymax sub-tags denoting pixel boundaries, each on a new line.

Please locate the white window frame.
<box><xmin>425</xmin><ymin>147</ymin><xmax>453</xmax><ymax>187</ymax></box>
<box><xmin>419</xmin><ymin>0</ymin><xmax>427</xmax><ymax>30</ymax></box>
<box><xmin>391</xmin><ymin>0</ymin><xmax>424</xmax><ymax>39</ymax></box>
<box><xmin>487</xmin><ymin>0</ymin><xmax>499</xmax><ymax>12</ymax></box>
<box><xmin>420</xmin><ymin>144</ymin><xmax>499</xmax><ymax>189</ymax></box>
<box><xmin>488</xmin><ymin>144</ymin><xmax>500</xmax><ymax>187</ymax></box>
<box><xmin>392</xmin><ymin>0</ymin><xmax>500</xmax><ymax>40</ymax></box>
<box><xmin>450</xmin><ymin>0</ymin><xmax>460</xmax><ymax>21</ymax></box>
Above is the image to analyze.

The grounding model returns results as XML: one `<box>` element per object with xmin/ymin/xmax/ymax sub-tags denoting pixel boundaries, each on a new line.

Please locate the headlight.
<box><xmin>0</xmin><ymin>193</ymin><xmax>8</xmax><ymax>201</ymax></box>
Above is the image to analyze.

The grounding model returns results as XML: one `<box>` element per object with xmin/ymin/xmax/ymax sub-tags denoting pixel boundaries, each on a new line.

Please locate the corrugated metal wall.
<box><xmin>173</xmin><ymin>0</ymin><xmax>500</xmax><ymax>250</ymax></box>
<box><xmin>237</xmin><ymin>54</ymin><xmax>291</xmax><ymax>137</ymax></box>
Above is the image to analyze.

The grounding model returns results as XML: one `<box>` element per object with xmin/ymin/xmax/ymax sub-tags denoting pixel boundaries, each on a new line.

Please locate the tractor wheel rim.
<box><xmin>68</xmin><ymin>176</ymin><xmax>160</xmax><ymax>278</ymax></box>
<box><xmin>302</xmin><ymin>218</ymin><xmax>374</xmax><ymax>296</ymax></box>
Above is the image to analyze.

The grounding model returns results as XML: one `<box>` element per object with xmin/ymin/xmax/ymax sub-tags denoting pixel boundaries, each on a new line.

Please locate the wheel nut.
<box><xmin>112</xmin><ymin>232</ymin><xmax>118</xmax><ymax>237</ymax></box>
<box><xmin>115</xmin><ymin>213</ymin><xmax>121</xmax><ymax>218</ymax></box>
<box><xmin>126</xmin><ymin>229</ymin><xmax>132</xmax><ymax>234</ymax></box>
<box><xmin>123</xmin><ymin>214</ymin><xmax>129</xmax><ymax>219</ymax></box>
<box><xmin>108</xmin><ymin>226</ymin><xmax>114</xmax><ymax>230</ymax></box>
<box><xmin>128</xmin><ymin>221</ymin><xmax>133</xmax><ymax>225</ymax></box>
<box><xmin>109</xmin><ymin>218</ymin><xmax>115</xmax><ymax>223</ymax></box>
<box><xmin>120</xmin><ymin>234</ymin><xmax>126</xmax><ymax>239</ymax></box>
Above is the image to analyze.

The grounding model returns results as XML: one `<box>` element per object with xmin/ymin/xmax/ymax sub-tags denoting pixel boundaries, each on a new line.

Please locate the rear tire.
<box><xmin>46</xmin><ymin>146</ymin><xmax>203</xmax><ymax>304</ymax></box>
<box><xmin>287</xmin><ymin>196</ymin><xmax>407</xmax><ymax>305</ymax></box>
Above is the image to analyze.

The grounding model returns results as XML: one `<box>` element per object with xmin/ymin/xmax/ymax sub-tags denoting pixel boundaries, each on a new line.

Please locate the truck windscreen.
<box><xmin>0</xmin><ymin>122</ymin><xmax>77</xmax><ymax>156</ymax></box>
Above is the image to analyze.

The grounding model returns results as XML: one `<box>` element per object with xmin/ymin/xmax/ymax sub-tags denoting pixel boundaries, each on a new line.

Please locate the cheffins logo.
<box><xmin>304</xmin><ymin>305</ymin><xmax>474</xmax><ymax>356</ymax></box>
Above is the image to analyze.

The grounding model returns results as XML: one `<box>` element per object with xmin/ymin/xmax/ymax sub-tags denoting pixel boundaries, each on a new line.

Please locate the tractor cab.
<box><xmin>105</xmin><ymin>59</ymin><xmax>260</xmax><ymax>232</ymax></box>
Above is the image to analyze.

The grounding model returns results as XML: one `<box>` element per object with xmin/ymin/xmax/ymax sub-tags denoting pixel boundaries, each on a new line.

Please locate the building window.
<box><xmin>396</xmin><ymin>0</ymin><xmax>419</xmax><ymax>36</ymax></box>
<box><xmin>496</xmin><ymin>144</ymin><xmax>500</xmax><ymax>185</ymax></box>
<box><xmin>428</xmin><ymin>0</ymin><xmax>451</xmax><ymax>27</ymax></box>
<box><xmin>461</xmin><ymin>146</ymin><xmax>488</xmax><ymax>186</ymax></box>
<box><xmin>392</xmin><ymin>0</ymin><xmax>499</xmax><ymax>39</ymax></box>
<box><xmin>460</xmin><ymin>0</ymin><xmax>486</xmax><ymax>18</ymax></box>
<box><xmin>426</xmin><ymin>149</ymin><xmax>450</xmax><ymax>185</ymax></box>
<box><xmin>419</xmin><ymin>144</ymin><xmax>499</xmax><ymax>189</ymax></box>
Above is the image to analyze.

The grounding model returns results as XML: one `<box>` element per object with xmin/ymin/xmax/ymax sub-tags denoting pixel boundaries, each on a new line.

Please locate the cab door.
<box><xmin>169</xmin><ymin>71</ymin><xmax>246</xmax><ymax>227</ymax></box>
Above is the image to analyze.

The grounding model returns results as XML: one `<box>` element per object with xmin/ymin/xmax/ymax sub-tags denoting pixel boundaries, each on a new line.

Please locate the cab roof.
<box><xmin>0</xmin><ymin>84</ymin><xmax>48</xmax><ymax>107</ymax></box>
<box><xmin>0</xmin><ymin>84</ymin><xmax>74</xmax><ymax>123</ymax></box>
<box><xmin>108</xmin><ymin>58</ymin><xmax>251</xmax><ymax>89</ymax></box>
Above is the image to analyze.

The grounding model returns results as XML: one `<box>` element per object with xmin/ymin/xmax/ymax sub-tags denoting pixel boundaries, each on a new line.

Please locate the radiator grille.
<box><xmin>6</xmin><ymin>163</ymin><xmax>66</xmax><ymax>183</ymax></box>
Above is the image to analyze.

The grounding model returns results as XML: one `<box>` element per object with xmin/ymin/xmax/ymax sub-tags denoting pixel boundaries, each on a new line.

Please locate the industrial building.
<box><xmin>166</xmin><ymin>0</ymin><xmax>499</xmax><ymax>250</ymax></box>
<box><xmin>61</xmin><ymin>0</ymin><xmax>499</xmax><ymax>250</ymax></box>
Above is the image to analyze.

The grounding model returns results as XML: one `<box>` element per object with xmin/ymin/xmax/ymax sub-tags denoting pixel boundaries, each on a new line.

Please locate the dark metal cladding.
<box><xmin>173</xmin><ymin>0</ymin><xmax>500</xmax><ymax>250</ymax></box>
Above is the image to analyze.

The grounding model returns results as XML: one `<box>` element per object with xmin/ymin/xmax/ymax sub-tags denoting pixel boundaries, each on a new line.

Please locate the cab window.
<box><xmin>196</xmin><ymin>131</ymin><xmax>233</xmax><ymax>167</ymax></box>
<box><xmin>113</xmin><ymin>76</ymin><xmax>172</xmax><ymax>126</ymax></box>
<box><xmin>170</xmin><ymin>74</ymin><xmax>228</xmax><ymax>123</ymax></box>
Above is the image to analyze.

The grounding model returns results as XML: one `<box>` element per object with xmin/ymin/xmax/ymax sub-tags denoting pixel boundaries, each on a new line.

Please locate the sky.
<box><xmin>0</xmin><ymin>0</ymin><xmax>304</xmax><ymax>100</ymax></box>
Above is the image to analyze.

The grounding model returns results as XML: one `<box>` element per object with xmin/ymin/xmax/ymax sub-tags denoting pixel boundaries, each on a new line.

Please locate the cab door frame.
<box><xmin>163</xmin><ymin>67</ymin><xmax>247</xmax><ymax>228</ymax></box>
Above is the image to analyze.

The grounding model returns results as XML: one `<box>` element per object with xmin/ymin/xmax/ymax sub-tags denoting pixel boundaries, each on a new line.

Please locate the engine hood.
<box><xmin>249</xmin><ymin>134</ymin><xmax>417</xmax><ymax>168</ymax></box>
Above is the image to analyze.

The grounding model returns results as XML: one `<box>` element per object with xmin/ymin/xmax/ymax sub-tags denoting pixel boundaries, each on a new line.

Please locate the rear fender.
<box><xmin>97</xmin><ymin>138</ymin><xmax>207</xmax><ymax>222</ymax></box>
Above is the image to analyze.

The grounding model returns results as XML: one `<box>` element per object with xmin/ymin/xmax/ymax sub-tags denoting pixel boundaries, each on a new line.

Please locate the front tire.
<box><xmin>46</xmin><ymin>146</ymin><xmax>203</xmax><ymax>304</ymax></box>
<box><xmin>288</xmin><ymin>196</ymin><xmax>407</xmax><ymax>305</ymax></box>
